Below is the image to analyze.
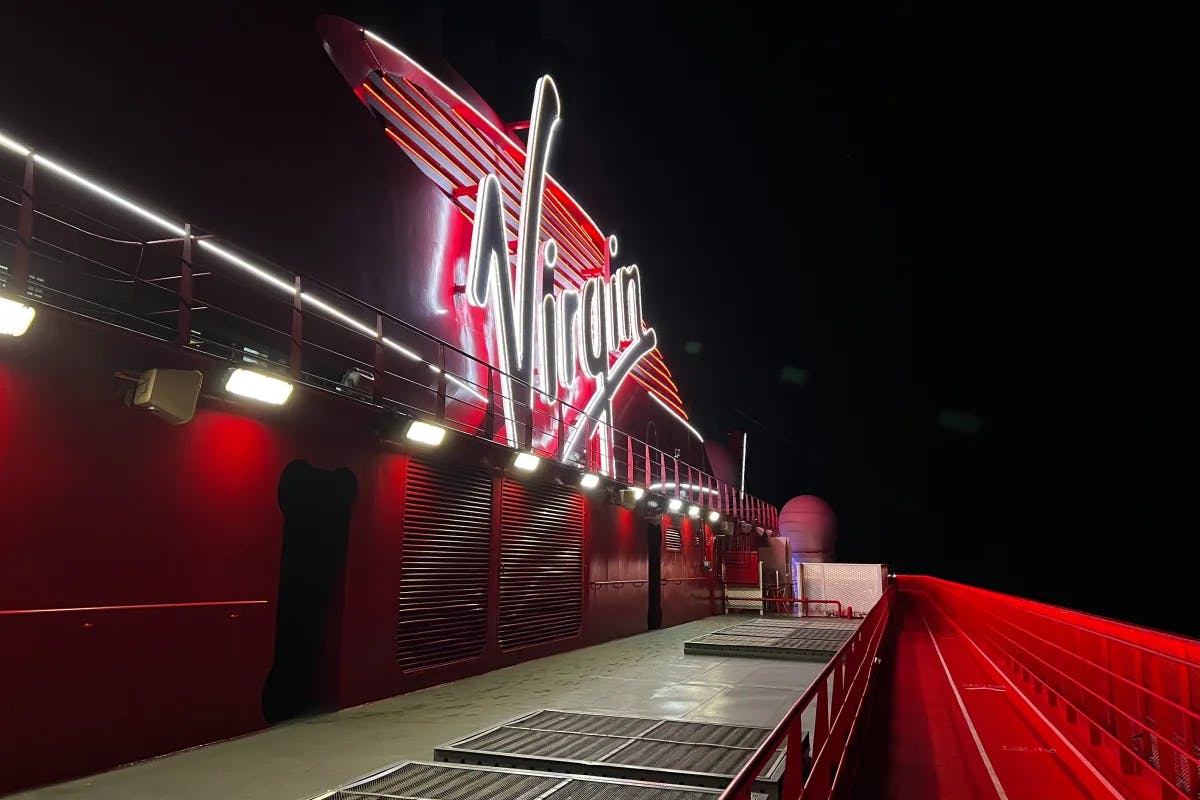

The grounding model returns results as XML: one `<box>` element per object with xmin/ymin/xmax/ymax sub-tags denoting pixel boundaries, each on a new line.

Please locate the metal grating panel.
<box><xmin>684</xmin><ymin>617</ymin><xmax>861</xmax><ymax>661</ymax></box>
<box><xmin>397</xmin><ymin>458</ymin><xmax>492</xmax><ymax>670</ymax></box>
<box><xmin>313</xmin><ymin>760</ymin><xmax>767</xmax><ymax>800</ymax></box>
<box><xmin>665</xmin><ymin>528</ymin><xmax>682</xmax><ymax>552</ymax></box>
<box><xmin>435</xmin><ymin>710</ymin><xmax>787</xmax><ymax>797</ymax></box>
<box><xmin>499</xmin><ymin>480</ymin><xmax>584</xmax><ymax>650</ymax></box>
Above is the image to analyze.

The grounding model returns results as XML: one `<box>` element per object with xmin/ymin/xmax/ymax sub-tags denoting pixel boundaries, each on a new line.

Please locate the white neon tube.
<box><xmin>649</xmin><ymin>392</ymin><xmax>704</xmax><ymax>443</ymax></box>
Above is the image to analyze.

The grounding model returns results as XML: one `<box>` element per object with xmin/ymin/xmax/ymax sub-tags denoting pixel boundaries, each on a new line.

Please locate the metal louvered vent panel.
<box><xmin>435</xmin><ymin>710</ymin><xmax>786</xmax><ymax>796</ymax></box>
<box><xmin>547</xmin><ymin>784</ymin><xmax>717</xmax><ymax>800</ymax></box>
<box><xmin>649</xmin><ymin>720</ymin><xmax>768</xmax><ymax>749</ymax></box>
<box><xmin>665</xmin><ymin>529</ymin><xmax>682</xmax><ymax>552</ymax></box>
<box><xmin>397</xmin><ymin>458</ymin><xmax>492</xmax><ymax>670</ymax></box>
<box><xmin>339</xmin><ymin>762</ymin><xmax>557</xmax><ymax>800</ymax></box>
<box><xmin>326</xmin><ymin>760</ymin><xmax>763</xmax><ymax>800</ymax></box>
<box><xmin>519</xmin><ymin>710</ymin><xmax>662</xmax><ymax>737</ymax></box>
<box><xmin>463</xmin><ymin>727</ymin><xmax>622</xmax><ymax>761</ymax></box>
<box><xmin>499</xmin><ymin>480</ymin><xmax>583</xmax><ymax>650</ymax></box>
<box><xmin>604</xmin><ymin>739</ymin><xmax>751</xmax><ymax>776</ymax></box>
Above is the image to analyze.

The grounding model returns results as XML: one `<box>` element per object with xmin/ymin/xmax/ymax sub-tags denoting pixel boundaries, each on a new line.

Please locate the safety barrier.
<box><xmin>720</xmin><ymin>585</ymin><xmax>894</xmax><ymax>799</ymax></box>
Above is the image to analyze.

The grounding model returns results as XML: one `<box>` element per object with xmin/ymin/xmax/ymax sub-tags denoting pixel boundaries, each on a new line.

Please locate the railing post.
<box><xmin>176</xmin><ymin>223</ymin><xmax>192</xmax><ymax>345</ymax></box>
<box><xmin>644</xmin><ymin>442</ymin><xmax>651</xmax><ymax>488</ymax></box>
<box><xmin>626</xmin><ymin>434</ymin><xmax>634</xmax><ymax>484</ymax></box>
<box><xmin>524</xmin><ymin>387</ymin><xmax>535</xmax><ymax>454</ymax></box>
<box><xmin>436</xmin><ymin>343</ymin><xmax>448</xmax><ymax>420</ymax></box>
<box><xmin>484</xmin><ymin>368</ymin><xmax>496</xmax><ymax>441</ymax></box>
<box><xmin>289</xmin><ymin>276</ymin><xmax>303</xmax><ymax>378</ymax></box>
<box><xmin>373</xmin><ymin>313</ymin><xmax>384</xmax><ymax>404</ymax></box>
<box><xmin>781</xmin><ymin>711</ymin><xmax>807</xmax><ymax>798</ymax></box>
<box><xmin>556</xmin><ymin>400</ymin><xmax>566</xmax><ymax>461</ymax></box>
<box><xmin>10</xmin><ymin>153</ymin><xmax>35</xmax><ymax>295</ymax></box>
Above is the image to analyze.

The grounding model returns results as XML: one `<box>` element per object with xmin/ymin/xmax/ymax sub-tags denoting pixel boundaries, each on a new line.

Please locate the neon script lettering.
<box><xmin>465</xmin><ymin>76</ymin><xmax>656</xmax><ymax>465</ymax></box>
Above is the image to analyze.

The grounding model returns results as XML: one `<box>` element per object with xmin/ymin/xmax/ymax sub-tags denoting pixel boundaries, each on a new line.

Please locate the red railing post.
<box><xmin>626</xmin><ymin>434</ymin><xmax>634</xmax><ymax>484</ymax></box>
<box><xmin>176</xmin><ymin>223</ymin><xmax>192</xmax><ymax>345</ymax></box>
<box><xmin>10</xmin><ymin>153</ymin><xmax>35</xmax><ymax>295</ymax></box>
<box><xmin>644</xmin><ymin>441</ymin><xmax>651</xmax><ymax>488</ymax></box>
<box><xmin>289</xmin><ymin>275</ymin><xmax>303</xmax><ymax>378</ymax></box>
<box><xmin>372</xmin><ymin>312</ymin><xmax>384</xmax><ymax>405</ymax></box>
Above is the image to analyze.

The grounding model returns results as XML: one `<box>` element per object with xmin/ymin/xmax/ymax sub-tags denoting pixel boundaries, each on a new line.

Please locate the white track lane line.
<box><xmin>922</xmin><ymin>613</ymin><xmax>1010</xmax><ymax>800</ymax></box>
<box><xmin>923</xmin><ymin>596</ymin><xmax>1125</xmax><ymax>799</ymax></box>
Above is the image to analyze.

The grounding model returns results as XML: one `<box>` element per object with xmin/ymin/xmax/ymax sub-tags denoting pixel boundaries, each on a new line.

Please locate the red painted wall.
<box><xmin>0</xmin><ymin>311</ymin><xmax>717</xmax><ymax>794</ymax></box>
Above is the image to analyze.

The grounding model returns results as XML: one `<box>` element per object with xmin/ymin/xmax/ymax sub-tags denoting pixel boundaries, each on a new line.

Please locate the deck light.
<box><xmin>688</xmin><ymin>505</ymin><xmax>701</xmax><ymax>519</ymax></box>
<box><xmin>0</xmin><ymin>295</ymin><xmax>36</xmax><ymax>337</ymax></box>
<box><xmin>513</xmin><ymin>452</ymin><xmax>540</xmax><ymax>472</ymax></box>
<box><xmin>405</xmin><ymin>420</ymin><xmax>446</xmax><ymax>446</ymax></box>
<box><xmin>667</xmin><ymin>498</ymin><xmax>683</xmax><ymax>513</ymax></box>
<box><xmin>627</xmin><ymin>486</ymin><xmax>644</xmax><ymax>501</ymax></box>
<box><xmin>225</xmin><ymin>368</ymin><xmax>293</xmax><ymax>405</ymax></box>
<box><xmin>580</xmin><ymin>473</ymin><xmax>601</xmax><ymax>489</ymax></box>
<box><xmin>708</xmin><ymin>510</ymin><xmax>721</xmax><ymax>523</ymax></box>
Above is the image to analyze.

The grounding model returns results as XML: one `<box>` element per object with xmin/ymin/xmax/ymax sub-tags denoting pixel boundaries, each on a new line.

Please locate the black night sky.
<box><xmin>2</xmin><ymin>3</ymin><xmax>1185</xmax><ymax>631</ymax></box>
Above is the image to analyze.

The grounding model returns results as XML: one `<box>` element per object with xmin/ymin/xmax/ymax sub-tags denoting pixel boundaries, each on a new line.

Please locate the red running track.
<box><xmin>852</xmin><ymin>590</ymin><xmax>1126</xmax><ymax>799</ymax></box>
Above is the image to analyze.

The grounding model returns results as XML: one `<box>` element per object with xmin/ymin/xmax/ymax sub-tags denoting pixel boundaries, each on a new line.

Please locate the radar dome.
<box><xmin>779</xmin><ymin>495</ymin><xmax>837</xmax><ymax>563</ymax></box>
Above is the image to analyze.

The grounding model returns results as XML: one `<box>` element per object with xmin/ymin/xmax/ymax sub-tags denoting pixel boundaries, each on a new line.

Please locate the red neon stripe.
<box><xmin>383</xmin><ymin>128</ymin><xmax>457</xmax><ymax>188</ymax></box>
<box><xmin>384</xmin><ymin>77</ymin><xmax>601</xmax><ymax>286</ymax></box>
<box><xmin>631</xmin><ymin>367</ymin><xmax>685</xmax><ymax>408</ymax></box>
<box><xmin>638</xmin><ymin>353</ymin><xmax>681</xmax><ymax>391</ymax></box>
<box><xmin>0</xmin><ymin>600</ymin><xmax>269</xmax><ymax>615</ymax></box>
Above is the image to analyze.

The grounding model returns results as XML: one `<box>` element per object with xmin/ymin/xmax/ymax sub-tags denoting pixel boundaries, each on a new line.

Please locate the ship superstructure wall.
<box><xmin>0</xmin><ymin>311</ymin><xmax>718</xmax><ymax>794</ymax></box>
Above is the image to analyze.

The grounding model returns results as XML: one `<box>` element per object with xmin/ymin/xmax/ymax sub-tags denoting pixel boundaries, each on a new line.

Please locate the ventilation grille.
<box><xmin>327</xmin><ymin>760</ymin><xmax>759</xmax><ymax>800</ymax></box>
<box><xmin>397</xmin><ymin>457</ymin><xmax>492</xmax><ymax>670</ymax></box>
<box><xmin>436</xmin><ymin>710</ymin><xmax>787</xmax><ymax>794</ymax></box>
<box><xmin>665</xmin><ymin>529</ymin><xmax>682</xmax><ymax>552</ymax></box>
<box><xmin>499</xmin><ymin>480</ymin><xmax>583</xmax><ymax>650</ymax></box>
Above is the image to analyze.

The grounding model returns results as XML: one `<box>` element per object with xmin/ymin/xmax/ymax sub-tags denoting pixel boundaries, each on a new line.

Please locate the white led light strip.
<box><xmin>0</xmin><ymin>126</ymin><xmax>489</xmax><ymax>406</ymax></box>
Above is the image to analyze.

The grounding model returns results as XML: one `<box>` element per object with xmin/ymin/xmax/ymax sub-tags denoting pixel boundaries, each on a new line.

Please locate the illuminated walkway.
<box><xmin>851</xmin><ymin>591</ymin><xmax>1124</xmax><ymax>799</ymax></box>
<box><xmin>12</xmin><ymin>616</ymin><xmax>825</xmax><ymax>800</ymax></box>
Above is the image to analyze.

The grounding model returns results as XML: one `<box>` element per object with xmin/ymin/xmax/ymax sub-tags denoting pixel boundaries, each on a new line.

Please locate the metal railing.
<box><xmin>0</xmin><ymin>135</ymin><xmax>779</xmax><ymax>526</ymax></box>
<box><xmin>907</xmin><ymin>576</ymin><xmax>1200</xmax><ymax>800</ymax></box>
<box><xmin>719</xmin><ymin>585</ymin><xmax>895</xmax><ymax>799</ymax></box>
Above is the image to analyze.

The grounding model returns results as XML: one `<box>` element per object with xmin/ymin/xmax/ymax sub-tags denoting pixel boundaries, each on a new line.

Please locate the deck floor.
<box><xmin>11</xmin><ymin>615</ymin><xmax>825</xmax><ymax>800</ymax></box>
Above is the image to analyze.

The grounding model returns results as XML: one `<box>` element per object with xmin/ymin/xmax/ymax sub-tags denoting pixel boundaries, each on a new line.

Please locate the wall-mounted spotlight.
<box><xmin>708</xmin><ymin>510</ymin><xmax>721</xmax><ymax>523</ymax></box>
<box><xmin>667</xmin><ymin>498</ymin><xmax>683</xmax><ymax>513</ymax></box>
<box><xmin>405</xmin><ymin>419</ymin><xmax>446</xmax><ymax>446</ymax></box>
<box><xmin>0</xmin><ymin>294</ymin><xmax>36</xmax><ymax>337</ymax></box>
<box><xmin>513</xmin><ymin>452</ymin><xmax>540</xmax><ymax>472</ymax></box>
<box><xmin>617</xmin><ymin>487</ymin><xmax>642</xmax><ymax>509</ymax></box>
<box><xmin>130</xmin><ymin>368</ymin><xmax>203</xmax><ymax>424</ymax></box>
<box><xmin>687</xmin><ymin>505</ymin><xmax>701</xmax><ymax>519</ymax></box>
<box><xmin>225</xmin><ymin>368</ymin><xmax>293</xmax><ymax>405</ymax></box>
<box><xmin>580</xmin><ymin>473</ymin><xmax>601</xmax><ymax>489</ymax></box>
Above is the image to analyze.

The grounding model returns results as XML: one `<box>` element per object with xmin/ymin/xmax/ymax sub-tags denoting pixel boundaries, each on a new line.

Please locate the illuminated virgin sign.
<box><xmin>318</xmin><ymin>17</ymin><xmax>696</xmax><ymax>473</ymax></box>
<box><xmin>463</xmin><ymin>76</ymin><xmax>657</xmax><ymax>464</ymax></box>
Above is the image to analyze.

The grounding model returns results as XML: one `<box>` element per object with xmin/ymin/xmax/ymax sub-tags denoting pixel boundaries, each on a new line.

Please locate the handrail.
<box><xmin>0</xmin><ymin>134</ymin><xmax>782</xmax><ymax>527</ymax></box>
<box><xmin>730</xmin><ymin>597</ymin><xmax>846</xmax><ymax>617</ymax></box>
<box><xmin>720</xmin><ymin>586</ymin><xmax>895</xmax><ymax>799</ymax></box>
